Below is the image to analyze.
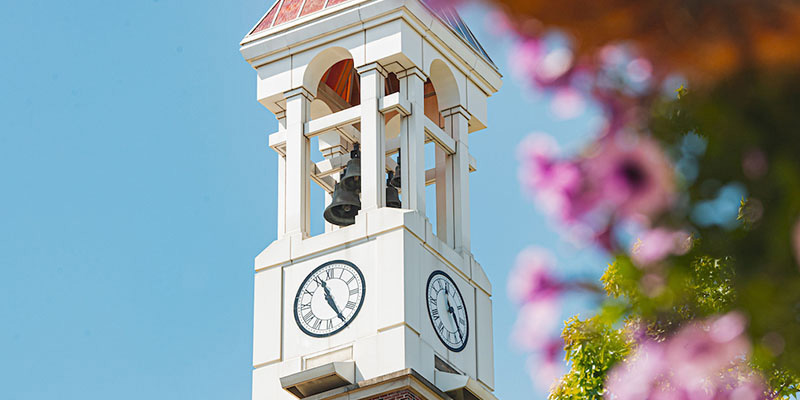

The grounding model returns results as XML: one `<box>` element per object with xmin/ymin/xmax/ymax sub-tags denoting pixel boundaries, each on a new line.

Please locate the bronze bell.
<box><xmin>323</xmin><ymin>181</ymin><xmax>361</xmax><ymax>226</ymax></box>
<box><xmin>386</xmin><ymin>171</ymin><xmax>401</xmax><ymax>208</ymax></box>
<box><xmin>390</xmin><ymin>149</ymin><xmax>402</xmax><ymax>188</ymax></box>
<box><xmin>341</xmin><ymin>143</ymin><xmax>361</xmax><ymax>192</ymax></box>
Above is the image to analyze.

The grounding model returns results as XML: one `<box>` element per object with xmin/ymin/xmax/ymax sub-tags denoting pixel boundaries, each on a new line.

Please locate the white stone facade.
<box><xmin>240</xmin><ymin>0</ymin><xmax>502</xmax><ymax>398</ymax></box>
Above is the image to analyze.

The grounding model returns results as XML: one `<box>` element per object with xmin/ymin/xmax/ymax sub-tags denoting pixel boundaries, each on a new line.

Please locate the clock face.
<box><xmin>426</xmin><ymin>270</ymin><xmax>468</xmax><ymax>352</ymax></box>
<box><xmin>294</xmin><ymin>260</ymin><xmax>366</xmax><ymax>337</ymax></box>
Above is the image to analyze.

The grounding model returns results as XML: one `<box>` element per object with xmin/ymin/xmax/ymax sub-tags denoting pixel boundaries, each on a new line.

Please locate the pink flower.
<box><xmin>606</xmin><ymin>341</ymin><xmax>668</xmax><ymax>400</ymax></box>
<box><xmin>518</xmin><ymin>134</ymin><xmax>587</xmax><ymax>221</ymax></box>
<box><xmin>667</xmin><ymin>313</ymin><xmax>750</xmax><ymax>391</ymax></box>
<box><xmin>509</xmin><ymin>39</ymin><xmax>544</xmax><ymax>84</ymax></box>
<box><xmin>508</xmin><ymin>247</ymin><xmax>561</xmax><ymax>303</ymax></box>
<box><xmin>606</xmin><ymin>312</ymin><xmax>762</xmax><ymax>400</ymax></box>
<box><xmin>627</xmin><ymin>58</ymin><xmax>653</xmax><ymax>83</ymax></box>
<box><xmin>509</xmin><ymin>39</ymin><xmax>575</xmax><ymax>89</ymax></box>
<box><xmin>527</xmin><ymin>340</ymin><xmax>566</xmax><ymax>390</ymax></box>
<box><xmin>585</xmin><ymin>136</ymin><xmax>676</xmax><ymax>219</ymax></box>
<box><xmin>550</xmin><ymin>87</ymin><xmax>586</xmax><ymax>120</ymax></box>
<box><xmin>511</xmin><ymin>300</ymin><xmax>560</xmax><ymax>352</ymax></box>
<box><xmin>631</xmin><ymin>228</ymin><xmax>693</xmax><ymax>266</ymax></box>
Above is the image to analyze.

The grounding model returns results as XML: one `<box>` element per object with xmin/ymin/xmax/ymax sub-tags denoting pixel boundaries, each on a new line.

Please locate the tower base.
<box><xmin>296</xmin><ymin>368</ymin><xmax>492</xmax><ymax>400</ymax></box>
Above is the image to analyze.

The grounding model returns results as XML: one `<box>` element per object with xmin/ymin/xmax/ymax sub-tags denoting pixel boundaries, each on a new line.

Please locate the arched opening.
<box><xmin>308</xmin><ymin>62</ymin><xmax>407</xmax><ymax>236</ymax></box>
<box><xmin>428</xmin><ymin>59</ymin><xmax>460</xmax><ymax>112</ymax></box>
<box><xmin>316</xmin><ymin>59</ymin><xmax>361</xmax><ymax>111</ymax></box>
<box><xmin>425</xmin><ymin>60</ymin><xmax>462</xmax><ymax>247</ymax></box>
<box><xmin>424</xmin><ymin>78</ymin><xmax>445</xmax><ymax>129</ymax></box>
<box><xmin>310</xmin><ymin>59</ymin><xmax>361</xmax><ymax>236</ymax></box>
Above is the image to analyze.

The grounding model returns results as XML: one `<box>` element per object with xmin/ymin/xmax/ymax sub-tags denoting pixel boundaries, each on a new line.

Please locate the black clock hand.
<box><xmin>444</xmin><ymin>286</ymin><xmax>464</xmax><ymax>341</ymax></box>
<box><xmin>317</xmin><ymin>278</ymin><xmax>345</xmax><ymax>321</ymax></box>
<box><xmin>445</xmin><ymin>302</ymin><xmax>464</xmax><ymax>342</ymax></box>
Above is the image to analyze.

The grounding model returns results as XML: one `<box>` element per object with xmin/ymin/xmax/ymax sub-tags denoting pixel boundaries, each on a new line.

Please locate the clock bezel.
<box><xmin>293</xmin><ymin>259</ymin><xmax>366</xmax><ymax>338</ymax></box>
<box><xmin>426</xmin><ymin>270</ymin><xmax>469</xmax><ymax>352</ymax></box>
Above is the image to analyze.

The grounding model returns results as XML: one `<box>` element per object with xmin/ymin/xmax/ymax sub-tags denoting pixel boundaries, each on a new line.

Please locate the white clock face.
<box><xmin>294</xmin><ymin>260</ymin><xmax>365</xmax><ymax>337</ymax></box>
<box><xmin>426</xmin><ymin>271</ymin><xmax>468</xmax><ymax>352</ymax></box>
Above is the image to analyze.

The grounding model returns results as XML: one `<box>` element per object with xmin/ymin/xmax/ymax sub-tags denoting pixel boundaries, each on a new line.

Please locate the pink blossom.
<box><xmin>508</xmin><ymin>247</ymin><xmax>561</xmax><ymax>303</ymax></box>
<box><xmin>627</xmin><ymin>58</ymin><xmax>653</xmax><ymax>83</ymax></box>
<box><xmin>668</xmin><ymin>313</ymin><xmax>750</xmax><ymax>391</ymax></box>
<box><xmin>631</xmin><ymin>228</ymin><xmax>693</xmax><ymax>266</ymax></box>
<box><xmin>585</xmin><ymin>136</ymin><xmax>676</xmax><ymax>219</ymax></box>
<box><xmin>536</xmin><ymin>47</ymin><xmax>574</xmax><ymax>84</ymax></box>
<box><xmin>550</xmin><ymin>87</ymin><xmax>586</xmax><ymax>120</ymax></box>
<box><xmin>509</xmin><ymin>39</ymin><xmax>544</xmax><ymax>84</ymax></box>
<box><xmin>607</xmin><ymin>312</ymin><xmax>763</xmax><ymax>400</ymax></box>
<box><xmin>518</xmin><ymin>134</ymin><xmax>587</xmax><ymax>221</ymax></box>
<box><xmin>511</xmin><ymin>300</ymin><xmax>560</xmax><ymax>352</ymax></box>
<box><xmin>508</xmin><ymin>38</ymin><xmax>575</xmax><ymax>89</ymax></box>
<box><xmin>606</xmin><ymin>341</ymin><xmax>668</xmax><ymax>400</ymax></box>
<box><xmin>528</xmin><ymin>340</ymin><xmax>566</xmax><ymax>390</ymax></box>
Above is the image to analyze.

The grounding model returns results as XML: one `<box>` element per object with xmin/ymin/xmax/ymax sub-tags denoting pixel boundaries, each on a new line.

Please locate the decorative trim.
<box><xmin>284</xmin><ymin>86</ymin><xmax>314</xmax><ymax>101</ymax></box>
<box><xmin>440</xmin><ymin>105</ymin><xmax>470</xmax><ymax>120</ymax></box>
<box><xmin>356</xmin><ymin>62</ymin><xmax>388</xmax><ymax>78</ymax></box>
<box><xmin>396</xmin><ymin>66</ymin><xmax>427</xmax><ymax>82</ymax></box>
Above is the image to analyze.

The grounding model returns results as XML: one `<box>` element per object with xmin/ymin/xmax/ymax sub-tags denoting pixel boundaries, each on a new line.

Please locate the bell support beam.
<box><xmin>283</xmin><ymin>87</ymin><xmax>313</xmax><ymax>238</ymax></box>
<box><xmin>304</xmin><ymin>106</ymin><xmax>362</xmax><ymax>138</ymax></box>
<box><xmin>357</xmin><ymin>62</ymin><xmax>387</xmax><ymax>211</ymax></box>
<box><xmin>385</xmin><ymin>137</ymin><xmax>478</xmax><ymax>172</ymax></box>
<box><xmin>313</xmin><ymin>155</ymin><xmax>397</xmax><ymax>182</ymax></box>
<box><xmin>424</xmin><ymin>118</ymin><xmax>456</xmax><ymax>155</ymax></box>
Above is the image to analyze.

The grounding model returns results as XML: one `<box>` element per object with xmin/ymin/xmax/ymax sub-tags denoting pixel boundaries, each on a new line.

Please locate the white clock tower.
<box><xmin>239</xmin><ymin>0</ymin><xmax>502</xmax><ymax>398</ymax></box>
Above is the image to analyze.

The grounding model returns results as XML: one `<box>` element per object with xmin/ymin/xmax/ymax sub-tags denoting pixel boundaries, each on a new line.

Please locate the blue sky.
<box><xmin>0</xmin><ymin>1</ymin><xmax>604</xmax><ymax>399</ymax></box>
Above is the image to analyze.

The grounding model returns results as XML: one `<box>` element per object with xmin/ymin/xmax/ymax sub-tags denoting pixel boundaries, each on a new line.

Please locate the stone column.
<box><xmin>357</xmin><ymin>63</ymin><xmax>387</xmax><ymax>211</ymax></box>
<box><xmin>443</xmin><ymin>105</ymin><xmax>471</xmax><ymax>253</ymax></box>
<box><xmin>398</xmin><ymin>67</ymin><xmax>426</xmax><ymax>214</ymax></box>
<box><xmin>275</xmin><ymin>111</ymin><xmax>287</xmax><ymax>238</ymax></box>
<box><xmin>283</xmin><ymin>87</ymin><xmax>312</xmax><ymax>238</ymax></box>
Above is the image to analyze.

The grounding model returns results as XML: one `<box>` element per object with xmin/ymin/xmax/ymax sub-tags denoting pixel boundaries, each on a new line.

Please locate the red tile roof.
<box><xmin>247</xmin><ymin>0</ymin><xmax>494</xmax><ymax>66</ymax></box>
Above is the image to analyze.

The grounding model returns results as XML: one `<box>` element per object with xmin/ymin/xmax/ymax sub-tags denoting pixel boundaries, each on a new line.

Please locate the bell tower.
<box><xmin>240</xmin><ymin>0</ymin><xmax>502</xmax><ymax>399</ymax></box>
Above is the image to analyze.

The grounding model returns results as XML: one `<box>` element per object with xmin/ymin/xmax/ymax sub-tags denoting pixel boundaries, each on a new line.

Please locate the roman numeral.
<box><xmin>303</xmin><ymin>312</ymin><xmax>313</xmax><ymax>324</ymax></box>
<box><xmin>345</xmin><ymin>301</ymin><xmax>357</xmax><ymax>309</ymax></box>
<box><xmin>431</xmin><ymin>308</ymin><xmax>439</xmax><ymax>320</ymax></box>
<box><xmin>313</xmin><ymin>319</ymin><xmax>322</xmax><ymax>330</ymax></box>
<box><xmin>323</xmin><ymin>320</ymin><xmax>331</xmax><ymax>330</ymax></box>
<box><xmin>436</xmin><ymin>321</ymin><xmax>445</xmax><ymax>335</ymax></box>
<box><xmin>300</xmin><ymin>303</ymin><xmax>311</xmax><ymax>310</ymax></box>
<box><xmin>349</xmin><ymin>288</ymin><xmax>359</xmax><ymax>295</ymax></box>
<box><xmin>429</xmin><ymin>297</ymin><xmax>437</xmax><ymax>307</ymax></box>
<box><xmin>458</xmin><ymin>317</ymin><xmax>466</xmax><ymax>325</ymax></box>
<box><xmin>456</xmin><ymin>305</ymin><xmax>463</xmax><ymax>310</ymax></box>
<box><xmin>326</xmin><ymin>269</ymin><xmax>335</xmax><ymax>279</ymax></box>
<box><xmin>304</xmin><ymin>289</ymin><xmax>314</xmax><ymax>296</ymax></box>
<box><xmin>346</xmin><ymin>276</ymin><xmax>354</xmax><ymax>285</ymax></box>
